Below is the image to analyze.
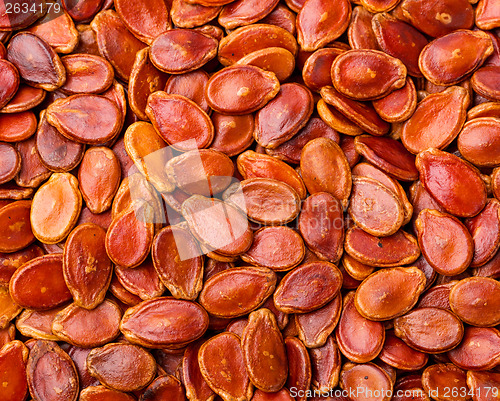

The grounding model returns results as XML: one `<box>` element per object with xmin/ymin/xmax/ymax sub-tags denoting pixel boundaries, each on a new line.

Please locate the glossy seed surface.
<box><xmin>1</xmin><ymin>0</ymin><xmax>500</xmax><ymax>396</ymax></box>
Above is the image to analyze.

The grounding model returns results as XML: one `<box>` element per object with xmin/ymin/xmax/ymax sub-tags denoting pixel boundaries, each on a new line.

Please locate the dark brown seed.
<box><xmin>296</xmin><ymin>0</ymin><xmax>351</xmax><ymax>52</ymax></box>
<box><xmin>254</xmin><ymin>83</ymin><xmax>314</xmax><ymax>149</ymax></box>
<box><xmin>447</xmin><ymin>326</ymin><xmax>500</xmax><ymax>370</ymax></box>
<box><xmin>449</xmin><ymin>277</ymin><xmax>500</xmax><ymax>327</ymax></box>
<box><xmin>120</xmin><ymin>297</ymin><xmax>209</xmax><ymax>347</ymax></box>
<box><xmin>224</xmin><ymin>178</ymin><xmax>300</xmax><ymax>225</ymax></box>
<box><xmin>115</xmin><ymin>258</ymin><xmax>165</xmax><ymax>301</ymax></box>
<box><xmin>60</xmin><ymin>54</ymin><xmax>114</xmax><ymax>95</ymax></box>
<box><xmin>310</xmin><ymin>336</ymin><xmax>342</xmax><ymax>391</ymax></box>
<box><xmin>87</xmin><ymin>343</ymin><xmax>156</xmax><ymax>392</ymax></box>
<box><xmin>345</xmin><ymin>227</ymin><xmax>420</xmax><ymax>267</ymax></box>
<box><xmin>419</xmin><ymin>30</ymin><xmax>493</xmax><ymax>86</ymax></box>
<box><xmin>199</xmin><ymin>266</ymin><xmax>276</xmax><ymax>318</ymax></box>
<box><xmin>182</xmin><ymin>340</ymin><xmax>215</xmax><ymax>401</ymax></box>
<box><xmin>218</xmin><ymin>24</ymin><xmax>298</xmax><ymax>66</ymax></box>
<box><xmin>152</xmin><ymin>225</ymin><xmax>203</xmax><ymax>300</ymax></box>
<box><xmin>394</xmin><ymin>307</ymin><xmax>464</xmax><ymax>353</ymax></box>
<box><xmin>0</xmin><ymin>340</ymin><xmax>29</xmax><ymax>401</ymax></box>
<box><xmin>242</xmin><ymin>308</ymin><xmax>288</xmax><ymax>392</ymax></box>
<box><xmin>0</xmin><ymin>200</ymin><xmax>34</xmax><ymax>253</ymax></box>
<box><xmin>336</xmin><ymin>292</ymin><xmax>385</xmax><ymax>363</ymax></box>
<box><xmin>51</xmin><ymin>300</ymin><xmax>121</xmax><ymax>347</ymax></box>
<box><xmin>354</xmin><ymin>267</ymin><xmax>426</xmax><ymax>321</ymax></box>
<box><xmin>10</xmin><ymin>254</ymin><xmax>71</xmax><ymax>310</ymax></box>
<box><xmin>15</xmin><ymin>307</ymin><xmax>64</xmax><ymax>341</ymax></box>
<box><xmin>0</xmin><ymin>143</ymin><xmax>20</xmax><ymax>185</ymax></box>
<box><xmin>379</xmin><ymin>331</ymin><xmax>428</xmax><ymax>371</ymax></box>
<box><xmin>0</xmin><ymin>85</ymin><xmax>46</xmax><ymax>114</ymax></box>
<box><xmin>146</xmin><ymin>91</ymin><xmax>214</xmax><ymax>150</ymax></box>
<box><xmin>340</xmin><ymin>362</ymin><xmax>393</xmax><ymax>401</ymax></box>
<box><xmin>206</xmin><ymin>65</ymin><xmax>280</xmax><ymax>115</ymax></box>
<box><xmin>198</xmin><ymin>332</ymin><xmax>252</xmax><ymax>401</ymax></box>
<box><xmin>63</xmin><ymin>223</ymin><xmax>112</xmax><ymax>309</ymax></box>
<box><xmin>27</xmin><ymin>340</ymin><xmax>79</xmax><ymax>401</ymax></box>
<box><xmin>422</xmin><ymin>364</ymin><xmax>469</xmax><ymax>401</ymax></box>
<box><xmin>0</xmin><ymin>60</ymin><xmax>19</xmax><ymax>109</ymax></box>
<box><xmin>7</xmin><ymin>32</ymin><xmax>66</xmax><ymax>91</ymax></box>
<box><xmin>165</xmin><ymin>69</ymin><xmax>210</xmax><ymax>113</ymax></box>
<box><xmin>47</xmin><ymin>94</ymin><xmax>122</xmax><ymax>145</ymax></box>
<box><xmin>90</xmin><ymin>10</ymin><xmax>147</xmax><ymax>81</ymax></box>
<box><xmin>242</xmin><ymin>226</ymin><xmax>304</xmax><ymax>271</ymax></box>
<box><xmin>0</xmin><ymin>111</ymin><xmax>37</xmax><ymax>142</ymax></box>
<box><xmin>182</xmin><ymin>195</ymin><xmax>253</xmax><ymax>257</ymax></box>
<box><xmin>150</xmin><ymin>29</ymin><xmax>218</xmax><ymax>74</ymax></box>
<box><xmin>78</xmin><ymin>147</ymin><xmax>121</xmax><ymax>214</ymax></box>
<box><xmin>295</xmin><ymin>295</ymin><xmax>341</xmax><ymax>349</ymax></box>
<box><xmin>298</xmin><ymin>192</ymin><xmax>344</xmax><ymax>263</ymax></box>
<box><xmin>274</xmin><ymin>261</ymin><xmax>342</xmax><ymax>314</ymax></box>
<box><xmin>331</xmin><ymin>49</ymin><xmax>407</xmax><ymax>101</ymax></box>
<box><xmin>35</xmin><ymin>110</ymin><xmax>84</xmax><ymax>173</ymax></box>
<box><xmin>114</xmin><ymin>0</ymin><xmax>171</xmax><ymax>44</ymax></box>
